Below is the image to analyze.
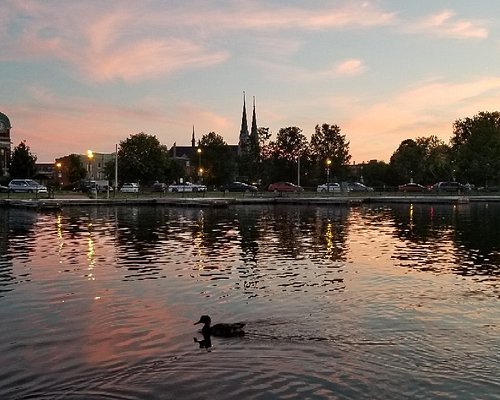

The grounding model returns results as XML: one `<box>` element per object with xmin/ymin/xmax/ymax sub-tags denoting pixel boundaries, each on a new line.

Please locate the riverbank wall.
<box><xmin>1</xmin><ymin>194</ymin><xmax>500</xmax><ymax>211</ymax></box>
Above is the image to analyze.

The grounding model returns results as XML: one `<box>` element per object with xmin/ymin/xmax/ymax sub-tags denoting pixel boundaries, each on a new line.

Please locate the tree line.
<box><xmin>3</xmin><ymin>111</ymin><xmax>500</xmax><ymax>189</ymax></box>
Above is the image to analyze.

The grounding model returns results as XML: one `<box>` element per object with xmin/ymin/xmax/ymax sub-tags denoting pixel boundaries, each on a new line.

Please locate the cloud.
<box><xmin>83</xmin><ymin>38</ymin><xmax>228</xmax><ymax>83</ymax></box>
<box><xmin>342</xmin><ymin>76</ymin><xmax>500</xmax><ymax>162</ymax></box>
<box><xmin>212</xmin><ymin>2</ymin><xmax>397</xmax><ymax>31</ymax></box>
<box><xmin>408</xmin><ymin>10</ymin><xmax>488</xmax><ymax>39</ymax></box>
<box><xmin>334</xmin><ymin>59</ymin><xmax>367</xmax><ymax>76</ymax></box>
<box><xmin>0</xmin><ymin>1</ymin><xmax>395</xmax><ymax>82</ymax></box>
<box><xmin>7</xmin><ymin>93</ymin><xmax>234</xmax><ymax>161</ymax></box>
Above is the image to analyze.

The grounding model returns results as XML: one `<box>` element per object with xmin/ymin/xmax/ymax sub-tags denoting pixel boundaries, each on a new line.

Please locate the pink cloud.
<box><xmin>335</xmin><ymin>59</ymin><xmax>367</xmax><ymax>76</ymax></box>
<box><xmin>1</xmin><ymin>1</ymin><xmax>395</xmax><ymax>83</ymax></box>
<box><xmin>342</xmin><ymin>76</ymin><xmax>500</xmax><ymax>162</ymax></box>
<box><xmin>409</xmin><ymin>10</ymin><xmax>488</xmax><ymax>39</ymax></box>
<box><xmin>7</xmin><ymin>95</ymin><xmax>236</xmax><ymax>162</ymax></box>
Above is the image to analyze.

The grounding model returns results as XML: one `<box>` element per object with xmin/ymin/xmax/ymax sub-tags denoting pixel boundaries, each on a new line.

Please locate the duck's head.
<box><xmin>194</xmin><ymin>315</ymin><xmax>211</xmax><ymax>326</ymax></box>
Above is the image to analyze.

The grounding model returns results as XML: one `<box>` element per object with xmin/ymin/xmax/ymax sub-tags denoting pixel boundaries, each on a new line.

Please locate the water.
<box><xmin>0</xmin><ymin>203</ymin><xmax>498</xmax><ymax>399</ymax></box>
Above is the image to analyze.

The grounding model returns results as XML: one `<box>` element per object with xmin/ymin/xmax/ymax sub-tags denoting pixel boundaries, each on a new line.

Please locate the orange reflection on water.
<box><xmin>325</xmin><ymin>222</ymin><xmax>335</xmax><ymax>257</ymax></box>
<box><xmin>82</xmin><ymin>290</ymin><xmax>181</xmax><ymax>365</ymax></box>
<box><xmin>87</xmin><ymin>223</ymin><xmax>96</xmax><ymax>280</ymax></box>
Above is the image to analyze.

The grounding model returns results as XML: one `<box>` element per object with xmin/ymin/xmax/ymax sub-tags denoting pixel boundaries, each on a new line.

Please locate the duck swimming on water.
<box><xmin>194</xmin><ymin>315</ymin><xmax>246</xmax><ymax>337</ymax></box>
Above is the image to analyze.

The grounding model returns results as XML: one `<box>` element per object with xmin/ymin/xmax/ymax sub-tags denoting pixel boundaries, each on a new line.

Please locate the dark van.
<box><xmin>432</xmin><ymin>182</ymin><xmax>463</xmax><ymax>193</ymax></box>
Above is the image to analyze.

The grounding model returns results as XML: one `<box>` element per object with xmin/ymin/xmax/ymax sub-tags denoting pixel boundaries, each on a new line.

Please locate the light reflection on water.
<box><xmin>0</xmin><ymin>203</ymin><xmax>499</xmax><ymax>399</ymax></box>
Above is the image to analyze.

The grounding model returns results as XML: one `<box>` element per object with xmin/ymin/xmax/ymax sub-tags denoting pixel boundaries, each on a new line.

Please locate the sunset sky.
<box><xmin>1</xmin><ymin>0</ymin><xmax>500</xmax><ymax>163</ymax></box>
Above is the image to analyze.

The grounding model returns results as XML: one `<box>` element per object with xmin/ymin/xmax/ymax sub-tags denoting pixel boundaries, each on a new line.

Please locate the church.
<box><xmin>169</xmin><ymin>93</ymin><xmax>259</xmax><ymax>172</ymax></box>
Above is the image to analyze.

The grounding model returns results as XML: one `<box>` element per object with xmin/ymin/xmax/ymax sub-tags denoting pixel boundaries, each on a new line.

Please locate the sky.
<box><xmin>1</xmin><ymin>0</ymin><xmax>500</xmax><ymax>163</ymax></box>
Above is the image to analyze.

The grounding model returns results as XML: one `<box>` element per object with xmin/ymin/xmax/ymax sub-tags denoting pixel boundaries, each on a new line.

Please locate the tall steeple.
<box><xmin>238</xmin><ymin>92</ymin><xmax>249</xmax><ymax>155</ymax></box>
<box><xmin>251</xmin><ymin>96</ymin><xmax>257</xmax><ymax>140</ymax></box>
<box><xmin>249</xmin><ymin>96</ymin><xmax>259</xmax><ymax>156</ymax></box>
<box><xmin>191</xmin><ymin>125</ymin><xmax>196</xmax><ymax>148</ymax></box>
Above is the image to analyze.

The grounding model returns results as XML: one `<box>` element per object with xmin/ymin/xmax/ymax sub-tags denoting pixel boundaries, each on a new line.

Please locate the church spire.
<box><xmin>238</xmin><ymin>91</ymin><xmax>249</xmax><ymax>155</ymax></box>
<box><xmin>249</xmin><ymin>96</ymin><xmax>259</xmax><ymax>157</ymax></box>
<box><xmin>251</xmin><ymin>96</ymin><xmax>257</xmax><ymax>139</ymax></box>
<box><xmin>191</xmin><ymin>125</ymin><xmax>195</xmax><ymax>148</ymax></box>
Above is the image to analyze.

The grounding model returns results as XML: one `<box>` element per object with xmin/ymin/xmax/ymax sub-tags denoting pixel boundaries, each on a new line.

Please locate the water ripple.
<box><xmin>0</xmin><ymin>204</ymin><xmax>499</xmax><ymax>399</ymax></box>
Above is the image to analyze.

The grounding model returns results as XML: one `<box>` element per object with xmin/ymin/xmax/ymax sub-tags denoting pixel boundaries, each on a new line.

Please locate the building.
<box><xmin>169</xmin><ymin>93</ymin><xmax>259</xmax><ymax>180</ymax></box>
<box><xmin>0</xmin><ymin>112</ymin><xmax>12</xmax><ymax>176</ymax></box>
<box><xmin>80</xmin><ymin>151</ymin><xmax>113</xmax><ymax>181</ymax></box>
<box><xmin>54</xmin><ymin>152</ymin><xmax>114</xmax><ymax>188</ymax></box>
<box><xmin>34</xmin><ymin>162</ymin><xmax>56</xmax><ymax>185</ymax></box>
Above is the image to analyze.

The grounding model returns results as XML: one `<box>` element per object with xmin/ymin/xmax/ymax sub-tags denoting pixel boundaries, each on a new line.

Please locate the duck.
<box><xmin>194</xmin><ymin>315</ymin><xmax>246</xmax><ymax>337</ymax></box>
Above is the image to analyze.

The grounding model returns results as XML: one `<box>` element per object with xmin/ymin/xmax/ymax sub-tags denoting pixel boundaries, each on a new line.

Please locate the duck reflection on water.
<box><xmin>194</xmin><ymin>315</ymin><xmax>245</xmax><ymax>350</ymax></box>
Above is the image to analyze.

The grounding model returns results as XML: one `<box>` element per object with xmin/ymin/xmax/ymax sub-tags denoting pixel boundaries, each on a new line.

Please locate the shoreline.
<box><xmin>1</xmin><ymin>193</ymin><xmax>500</xmax><ymax>211</ymax></box>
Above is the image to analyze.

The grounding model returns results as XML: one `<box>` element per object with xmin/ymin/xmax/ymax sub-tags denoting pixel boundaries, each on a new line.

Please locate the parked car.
<box><xmin>168</xmin><ymin>182</ymin><xmax>207</xmax><ymax>193</ymax></box>
<box><xmin>220</xmin><ymin>181</ymin><xmax>258</xmax><ymax>193</ymax></box>
<box><xmin>431</xmin><ymin>181</ymin><xmax>463</xmax><ymax>193</ymax></box>
<box><xmin>120</xmin><ymin>183</ymin><xmax>140</xmax><ymax>193</ymax></box>
<box><xmin>347</xmin><ymin>182</ymin><xmax>374</xmax><ymax>192</ymax></box>
<box><xmin>398</xmin><ymin>183</ymin><xmax>426</xmax><ymax>193</ymax></box>
<box><xmin>152</xmin><ymin>182</ymin><xmax>167</xmax><ymax>192</ymax></box>
<box><xmin>76</xmin><ymin>180</ymin><xmax>110</xmax><ymax>193</ymax></box>
<box><xmin>317</xmin><ymin>182</ymin><xmax>341</xmax><ymax>193</ymax></box>
<box><xmin>268</xmin><ymin>182</ymin><xmax>303</xmax><ymax>193</ymax></box>
<box><xmin>0</xmin><ymin>185</ymin><xmax>9</xmax><ymax>193</ymax></box>
<box><xmin>8</xmin><ymin>179</ymin><xmax>48</xmax><ymax>193</ymax></box>
<box><xmin>477</xmin><ymin>185</ymin><xmax>499</xmax><ymax>192</ymax></box>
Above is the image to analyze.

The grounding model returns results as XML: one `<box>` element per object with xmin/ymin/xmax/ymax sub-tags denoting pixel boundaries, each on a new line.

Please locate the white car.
<box><xmin>8</xmin><ymin>179</ymin><xmax>48</xmax><ymax>193</ymax></box>
<box><xmin>120</xmin><ymin>183</ymin><xmax>139</xmax><ymax>193</ymax></box>
<box><xmin>168</xmin><ymin>182</ymin><xmax>207</xmax><ymax>193</ymax></box>
<box><xmin>317</xmin><ymin>182</ymin><xmax>341</xmax><ymax>193</ymax></box>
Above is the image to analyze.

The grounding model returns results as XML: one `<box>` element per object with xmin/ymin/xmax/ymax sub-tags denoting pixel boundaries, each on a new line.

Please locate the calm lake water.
<box><xmin>0</xmin><ymin>203</ymin><xmax>499</xmax><ymax>399</ymax></box>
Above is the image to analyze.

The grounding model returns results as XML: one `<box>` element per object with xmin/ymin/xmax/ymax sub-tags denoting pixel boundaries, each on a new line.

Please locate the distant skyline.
<box><xmin>1</xmin><ymin>0</ymin><xmax>500</xmax><ymax>163</ymax></box>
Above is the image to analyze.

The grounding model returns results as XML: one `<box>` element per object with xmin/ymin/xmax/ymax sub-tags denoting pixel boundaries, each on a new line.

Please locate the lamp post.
<box><xmin>87</xmin><ymin>149</ymin><xmax>94</xmax><ymax>180</ymax></box>
<box><xmin>297</xmin><ymin>154</ymin><xmax>301</xmax><ymax>187</ymax></box>
<box><xmin>56</xmin><ymin>162</ymin><xmax>62</xmax><ymax>187</ymax></box>
<box><xmin>326</xmin><ymin>159</ymin><xmax>332</xmax><ymax>190</ymax></box>
<box><xmin>198</xmin><ymin>167</ymin><xmax>204</xmax><ymax>183</ymax></box>
<box><xmin>197</xmin><ymin>148</ymin><xmax>202</xmax><ymax>183</ymax></box>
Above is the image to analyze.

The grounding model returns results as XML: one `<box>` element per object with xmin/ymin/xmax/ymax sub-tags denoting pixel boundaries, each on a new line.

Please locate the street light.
<box><xmin>326</xmin><ymin>159</ymin><xmax>332</xmax><ymax>189</ymax></box>
<box><xmin>87</xmin><ymin>150</ymin><xmax>94</xmax><ymax>180</ymax></box>
<box><xmin>198</xmin><ymin>167</ymin><xmax>204</xmax><ymax>182</ymax></box>
<box><xmin>197</xmin><ymin>148</ymin><xmax>202</xmax><ymax>182</ymax></box>
<box><xmin>55</xmin><ymin>162</ymin><xmax>62</xmax><ymax>187</ymax></box>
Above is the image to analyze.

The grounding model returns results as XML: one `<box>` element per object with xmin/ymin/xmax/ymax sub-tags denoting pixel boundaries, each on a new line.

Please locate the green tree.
<box><xmin>452</xmin><ymin>111</ymin><xmax>500</xmax><ymax>185</ymax></box>
<box><xmin>66</xmin><ymin>154</ymin><xmax>87</xmax><ymax>185</ymax></box>
<box><xmin>198</xmin><ymin>132</ymin><xmax>236</xmax><ymax>187</ymax></box>
<box><xmin>261</xmin><ymin>126</ymin><xmax>309</xmax><ymax>184</ymax></box>
<box><xmin>389</xmin><ymin>139</ymin><xmax>425</xmax><ymax>184</ymax></box>
<box><xmin>115</xmin><ymin>132</ymin><xmax>170</xmax><ymax>185</ymax></box>
<box><xmin>389</xmin><ymin>135</ymin><xmax>452</xmax><ymax>185</ymax></box>
<box><xmin>424</xmin><ymin>137</ymin><xmax>452</xmax><ymax>183</ymax></box>
<box><xmin>362</xmin><ymin>160</ymin><xmax>390</xmax><ymax>187</ymax></box>
<box><xmin>310</xmin><ymin>124</ymin><xmax>351</xmax><ymax>170</ymax></box>
<box><xmin>9</xmin><ymin>141</ymin><xmax>37</xmax><ymax>178</ymax></box>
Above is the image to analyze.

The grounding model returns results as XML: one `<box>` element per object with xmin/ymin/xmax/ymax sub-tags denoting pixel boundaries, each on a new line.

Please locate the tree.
<box><xmin>452</xmin><ymin>111</ymin><xmax>500</xmax><ymax>185</ymax></box>
<box><xmin>261</xmin><ymin>126</ymin><xmax>309</xmax><ymax>184</ymax></box>
<box><xmin>9</xmin><ymin>141</ymin><xmax>37</xmax><ymax>178</ymax></box>
<box><xmin>310</xmin><ymin>123</ymin><xmax>351</xmax><ymax>170</ymax></box>
<box><xmin>424</xmin><ymin>138</ymin><xmax>452</xmax><ymax>183</ymax></box>
<box><xmin>389</xmin><ymin>136</ymin><xmax>452</xmax><ymax>185</ymax></box>
<box><xmin>115</xmin><ymin>132</ymin><xmax>170</xmax><ymax>185</ymax></box>
<box><xmin>198</xmin><ymin>132</ymin><xmax>236</xmax><ymax>187</ymax></box>
<box><xmin>389</xmin><ymin>139</ymin><xmax>425</xmax><ymax>184</ymax></box>
<box><xmin>362</xmin><ymin>160</ymin><xmax>390</xmax><ymax>187</ymax></box>
<box><xmin>66</xmin><ymin>154</ymin><xmax>87</xmax><ymax>185</ymax></box>
<box><xmin>257</xmin><ymin>127</ymin><xmax>272</xmax><ymax>147</ymax></box>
